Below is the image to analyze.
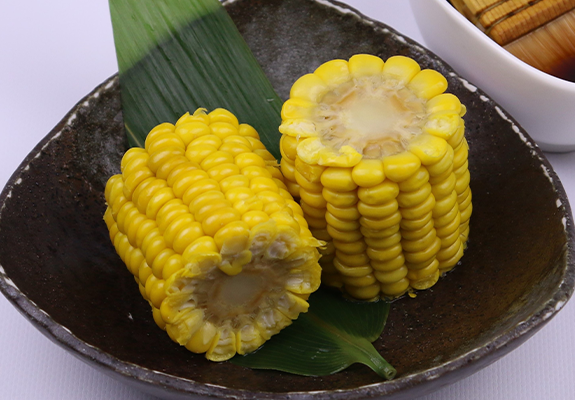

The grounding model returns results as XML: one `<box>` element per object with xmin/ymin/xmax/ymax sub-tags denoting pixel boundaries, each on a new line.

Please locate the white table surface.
<box><xmin>1</xmin><ymin>1</ymin><xmax>574</xmax><ymax>399</ymax></box>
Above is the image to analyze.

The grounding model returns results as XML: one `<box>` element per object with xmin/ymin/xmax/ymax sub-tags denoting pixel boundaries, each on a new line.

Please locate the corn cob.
<box><xmin>104</xmin><ymin>108</ymin><xmax>322</xmax><ymax>361</ymax></box>
<box><xmin>279</xmin><ymin>55</ymin><xmax>471</xmax><ymax>300</ymax></box>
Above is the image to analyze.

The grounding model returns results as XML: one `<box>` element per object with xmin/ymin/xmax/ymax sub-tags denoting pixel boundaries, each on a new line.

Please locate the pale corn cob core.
<box><xmin>314</xmin><ymin>76</ymin><xmax>427</xmax><ymax>158</ymax></box>
<box><xmin>103</xmin><ymin>108</ymin><xmax>322</xmax><ymax>361</ymax></box>
<box><xmin>279</xmin><ymin>54</ymin><xmax>472</xmax><ymax>300</ymax></box>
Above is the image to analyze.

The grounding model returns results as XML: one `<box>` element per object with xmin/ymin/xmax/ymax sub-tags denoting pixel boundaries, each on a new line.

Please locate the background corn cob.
<box><xmin>103</xmin><ymin>108</ymin><xmax>322</xmax><ymax>361</ymax></box>
<box><xmin>279</xmin><ymin>55</ymin><xmax>471</xmax><ymax>299</ymax></box>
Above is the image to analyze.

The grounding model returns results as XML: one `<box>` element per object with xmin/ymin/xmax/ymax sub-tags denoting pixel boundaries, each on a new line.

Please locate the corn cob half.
<box><xmin>280</xmin><ymin>55</ymin><xmax>471</xmax><ymax>300</ymax></box>
<box><xmin>104</xmin><ymin>108</ymin><xmax>322</xmax><ymax>361</ymax></box>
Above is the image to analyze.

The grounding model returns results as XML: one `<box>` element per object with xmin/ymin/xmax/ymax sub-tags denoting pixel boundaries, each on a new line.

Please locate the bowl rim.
<box><xmin>421</xmin><ymin>0</ymin><xmax>575</xmax><ymax>91</ymax></box>
<box><xmin>0</xmin><ymin>0</ymin><xmax>574</xmax><ymax>398</ymax></box>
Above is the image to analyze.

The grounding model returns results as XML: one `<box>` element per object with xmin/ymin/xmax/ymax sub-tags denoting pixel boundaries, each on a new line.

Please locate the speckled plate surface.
<box><xmin>0</xmin><ymin>0</ymin><xmax>573</xmax><ymax>399</ymax></box>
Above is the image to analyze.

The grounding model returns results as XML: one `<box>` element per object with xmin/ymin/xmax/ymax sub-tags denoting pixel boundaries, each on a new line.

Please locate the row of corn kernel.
<box><xmin>351</xmin><ymin>159</ymin><xmax>407</xmax><ymax>298</ymax></box>
<box><xmin>451</xmin><ymin>131</ymin><xmax>472</xmax><ymax>246</ymax></box>
<box><xmin>321</xmin><ymin>167</ymin><xmax>371</xmax><ymax>299</ymax></box>
<box><xmin>401</xmin><ymin>155</ymin><xmax>444</xmax><ymax>294</ymax></box>
<box><xmin>354</xmin><ymin>173</ymin><xmax>402</xmax><ymax>299</ymax></box>
<box><xmin>429</xmin><ymin>95</ymin><xmax>471</xmax><ymax>272</ymax></box>
<box><xmin>280</xmin><ymin>136</ymin><xmax>341</xmax><ymax>286</ymax></box>
<box><xmin>383</xmin><ymin>152</ymin><xmax>438</xmax><ymax>296</ymax></box>
<box><xmin>299</xmin><ymin>162</ymin><xmax>338</xmax><ymax>285</ymax></box>
<box><xmin>396</xmin><ymin>165</ymin><xmax>435</xmax><ymax>292</ymax></box>
<box><xmin>104</xmin><ymin>204</ymin><xmax>168</xmax><ymax>330</ymax></box>
<box><xmin>428</xmin><ymin>144</ymin><xmax>463</xmax><ymax>273</ymax></box>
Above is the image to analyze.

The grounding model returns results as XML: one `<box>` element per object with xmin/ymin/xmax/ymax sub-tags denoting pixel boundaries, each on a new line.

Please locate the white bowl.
<box><xmin>409</xmin><ymin>0</ymin><xmax>575</xmax><ymax>152</ymax></box>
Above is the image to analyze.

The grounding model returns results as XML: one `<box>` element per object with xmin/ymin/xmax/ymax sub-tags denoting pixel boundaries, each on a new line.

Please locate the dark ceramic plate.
<box><xmin>0</xmin><ymin>0</ymin><xmax>574</xmax><ymax>399</ymax></box>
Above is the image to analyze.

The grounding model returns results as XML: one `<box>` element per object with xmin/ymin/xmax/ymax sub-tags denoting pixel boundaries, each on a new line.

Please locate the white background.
<box><xmin>0</xmin><ymin>1</ymin><xmax>574</xmax><ymax>399</ymax></box>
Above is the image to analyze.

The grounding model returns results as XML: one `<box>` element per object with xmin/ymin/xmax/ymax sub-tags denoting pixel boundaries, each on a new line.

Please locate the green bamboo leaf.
<box><xmin>232</xmin><ymin>288</ymin><xmax>396</xmax><ymax>380</ymax></box>
<box><xmin>109</xmin><ymin>0</ymin><xmax>283</xmax><ymax>157</ymax></box>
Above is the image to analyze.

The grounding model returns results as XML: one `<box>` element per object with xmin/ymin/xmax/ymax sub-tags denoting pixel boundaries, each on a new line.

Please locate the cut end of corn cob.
<box><xmin>280</xmin><ymin>55</ymin><xmax>471</xmax><ymax>300</ymax></box>
<box><xmin>104</xmin><ymin>108</ymin><xmax>322</xmax><ymax>361</ymax></box>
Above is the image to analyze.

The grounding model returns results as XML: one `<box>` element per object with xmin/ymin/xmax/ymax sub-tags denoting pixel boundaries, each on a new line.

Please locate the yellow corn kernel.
<box><xmin>104</xmin><ymin>109</ymin><xmax>321</xmax><ymax>362</ymax></box>
<box><xmin>166</xmin><ymin>162</ymin><xmax>201</xmax><ymax>185</ymax></box>
<box><xmin>294</xmin><ymin>171</ymin><xmax>323</xmax><ymax>194</ymax></box>
<box><xmin>399</xmin><ymin>194</ymin><xmax>436</xmax><ymax>220</ymax></box>
<box><xmin>314</xmin><ymin>59</ymin><xmax>350</xmax><ymax>87</ymax></box>
<box><xmin>136</xmin><ymin>179</ymin><xmax>168</xmax><ymax>215</ymax></box>
<box><xmin>365</xmin><ymin>232</ymin><xmax>402</xmax><ymax>249</ymax></box>
<box><xmin>322</xmin><ymin>187</ymin><xmax>358</xmax><ymax>207</ymax></box>
<box><xmin>281</xmin><ymin>98</ymin><xmax>316</xmax><ymax>121</ymax></box>
<box><xmin>174</xmin><ymin>121</ymin><xmax>211</xmax><ymax>146</ymax></box>
<box><xmin>290</xmin><ymin>73</ymin><xmax>330</xmax><ymax>103</ymax></box>
<box><xmin>182</xmin><ymin>236</ymin><xmax>218</xmax><ymax>261</ymax></box>
<box><xmin>336</xmin><ymin>251</ymin><xmax>371</xmax><ymax>267</ymax></box>
<box><xmin>408</xmin><ymin>69</ymin><xmax>448</xmax><ymax>100</ymax></box>
<box><xmin>382</xmin><ymin>55</ymin><xmax>421</xmax><ymax>83</ymax></box>
<box><xmin>180</xmin><ymin>178</ymin><xmax>220</xmax><ymax>205</ymax></box>
<box><xmin>383</xmin><ymin>152</ymin><xmax>421</xmax><ymax>183</ymax></box>
<box><xmin>242</xmin><ymin>165</ymin><xmax>272</xmax><ymax>180</ymax></box>
<box><xmin>397</xmin><ymin>183</ymin><xmax>432</xmax><ymax>208</ymax></box>
<box><xmin>358</xmin><ymin>181</ymin><xmax>399</xmax><ymax>205</ymax></box>
<box><xmin>237</xmin><ymin>124</ymin><xmax>259</xmax><ymax>139</ymax></box>
<box><xmin>220</xmin><ymin>136</ymin><xmax>253</xmax><ymax>151</ymax></box>
<box><xmin>409</xmin><ymin>135</ymin><xmax>449</xmax><ymax>165</ymax></box>
<box><xmin>360</xmin><ymin>211</ymin><xmax>403</xmax><ymax>231</ymax></box>
<box><xmin>426</xmin><ymin>93</ymin><xmax>463</xmax><ymax>114</ymax></box>
<box><xmin>342</xmin><ymin>273</ymin><xmax>377</xmax><ymax>288</ymax></box>
<box><xmin>357</xmin><ymin>199</ymin><xmax>398</xmax><ymax>219</ymax></box>
<box><xmin>326</xmin><ymin>203</ymin><xmax>361</xmax><ymax>221</ymax></box>
<box><xmin>190</xmin><ymin>134</ymin><xmax>223</xmax><ymax>149</ymax></box>
<box><xmin>280</xmin><ymin>160</ymin><xmax>295</xmax><ymax>183</ymax></box>
<box><xmin>326</xmin><ymin>212</ymin><xmax>361</xmax><ymax>231</ymax></box>
<box><xmin>209</xmin><ymin>108</ymin><xmax>239</xmax><ymax>127</ymax></box>
<box><xmin>251</xmin><ymin>177</ymin><xmax>279</xmax><ymax>193</ymax></box>
<box><xmin>235</xmin><ymin>152</ymin><xmax>267</xmax><ymax>169</ymax></box>
<box><xmin>300</xmin><ymin>188</ymin><xmax>328</xmax><ymax>209</ymax></box>
<box><xmin>398</xmin><ymin>167</ymin><xmax>429</xmax><ymax>192</ymax></box>
<box><xmin>146</xmin><ymin>132</ymin><xmax>186</xmax><ymax>155</ymax></box>
<box><xmin>219</xmin><ymin>141</ymin><xmax>250</xmax><ymax>158</ymax></box>
<box><xmin>424</xmin><ymin>111</ymin><xmax>461</xmax><ymax>140</ymax></box>
<box><xmin>280</xmin><ymin>136</ymin><xmax>299</xmax><ymax>162</ymax></box>
<box><xmin>200</xmin><ymin>151</ymin><xmax>234</xmax><ymax>171</ymax></box>
<box><xmin>207</xmin><ymin>163</ymin><xmax>241</xmax><ymax>182</ymax></box>
<box><xmin>327</xmin><ymin>226</ymin><xmax>362</xmax><ymax>242</ymax></box>
<box><xmin>210</xmin><ymin>122</ymin><xmax>238</xmax><ymax>140</ymax></box>
<box><xmin>449</xmin><ymin>122</ymin><xmax>466</xmax><ymax>149</ymax></box>
<box><xmin>374</xmin><ymin>265</ymin><xmax>408</xmax><ymax>284</ymax></box>
<box><xmin>317</xmin><ymin>145</ymin><xmax>363</xmax><ymax>168</ymax></box>
<box><xmin>147</xmin><ymin>148</ymin><xmax>186</xmax><ymax>174</ymax></box>
<box><xmin>371</xmin><ymin>254</ymin><xmax>405</xmax><ymax>272</ymax></box>
<box><xmin>351</xmin><ymin>159</ymin><xmax>385</xmax><ymax>187</ymax></box>
<box><xmin>219</xmin><ymin>174</ymin><xmax>250</xmax><ymax>192</ymax></box>
<box><xmin>121</xmin><ymin>147</ymin><xmax>148</xmax><ymax>173</ymax></box>
<box><xmin>349</xmin><ymin>53</ymin><xmax>385</xmax><ymax>78</ymax></box>
<box><xmin>186</xmin><ymin>144</ymin><xmax>219</xmax><ymax>165</ymax></box>
<box><xmin>321</xmin><ymin>167</ymin><xmax>358</xmax><ymax>191</ymax></box>
<box><xmin>345</xmin><ymin>283</ymin><xmax>381</xmax><ymax>300</ymax></box>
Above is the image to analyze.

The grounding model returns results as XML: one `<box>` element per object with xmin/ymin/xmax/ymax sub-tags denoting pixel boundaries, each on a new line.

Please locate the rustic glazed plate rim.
<box><xmin>0</xmin><ymin>1</ymin><xmax>574</xmax><ymax>398</ymax></box>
